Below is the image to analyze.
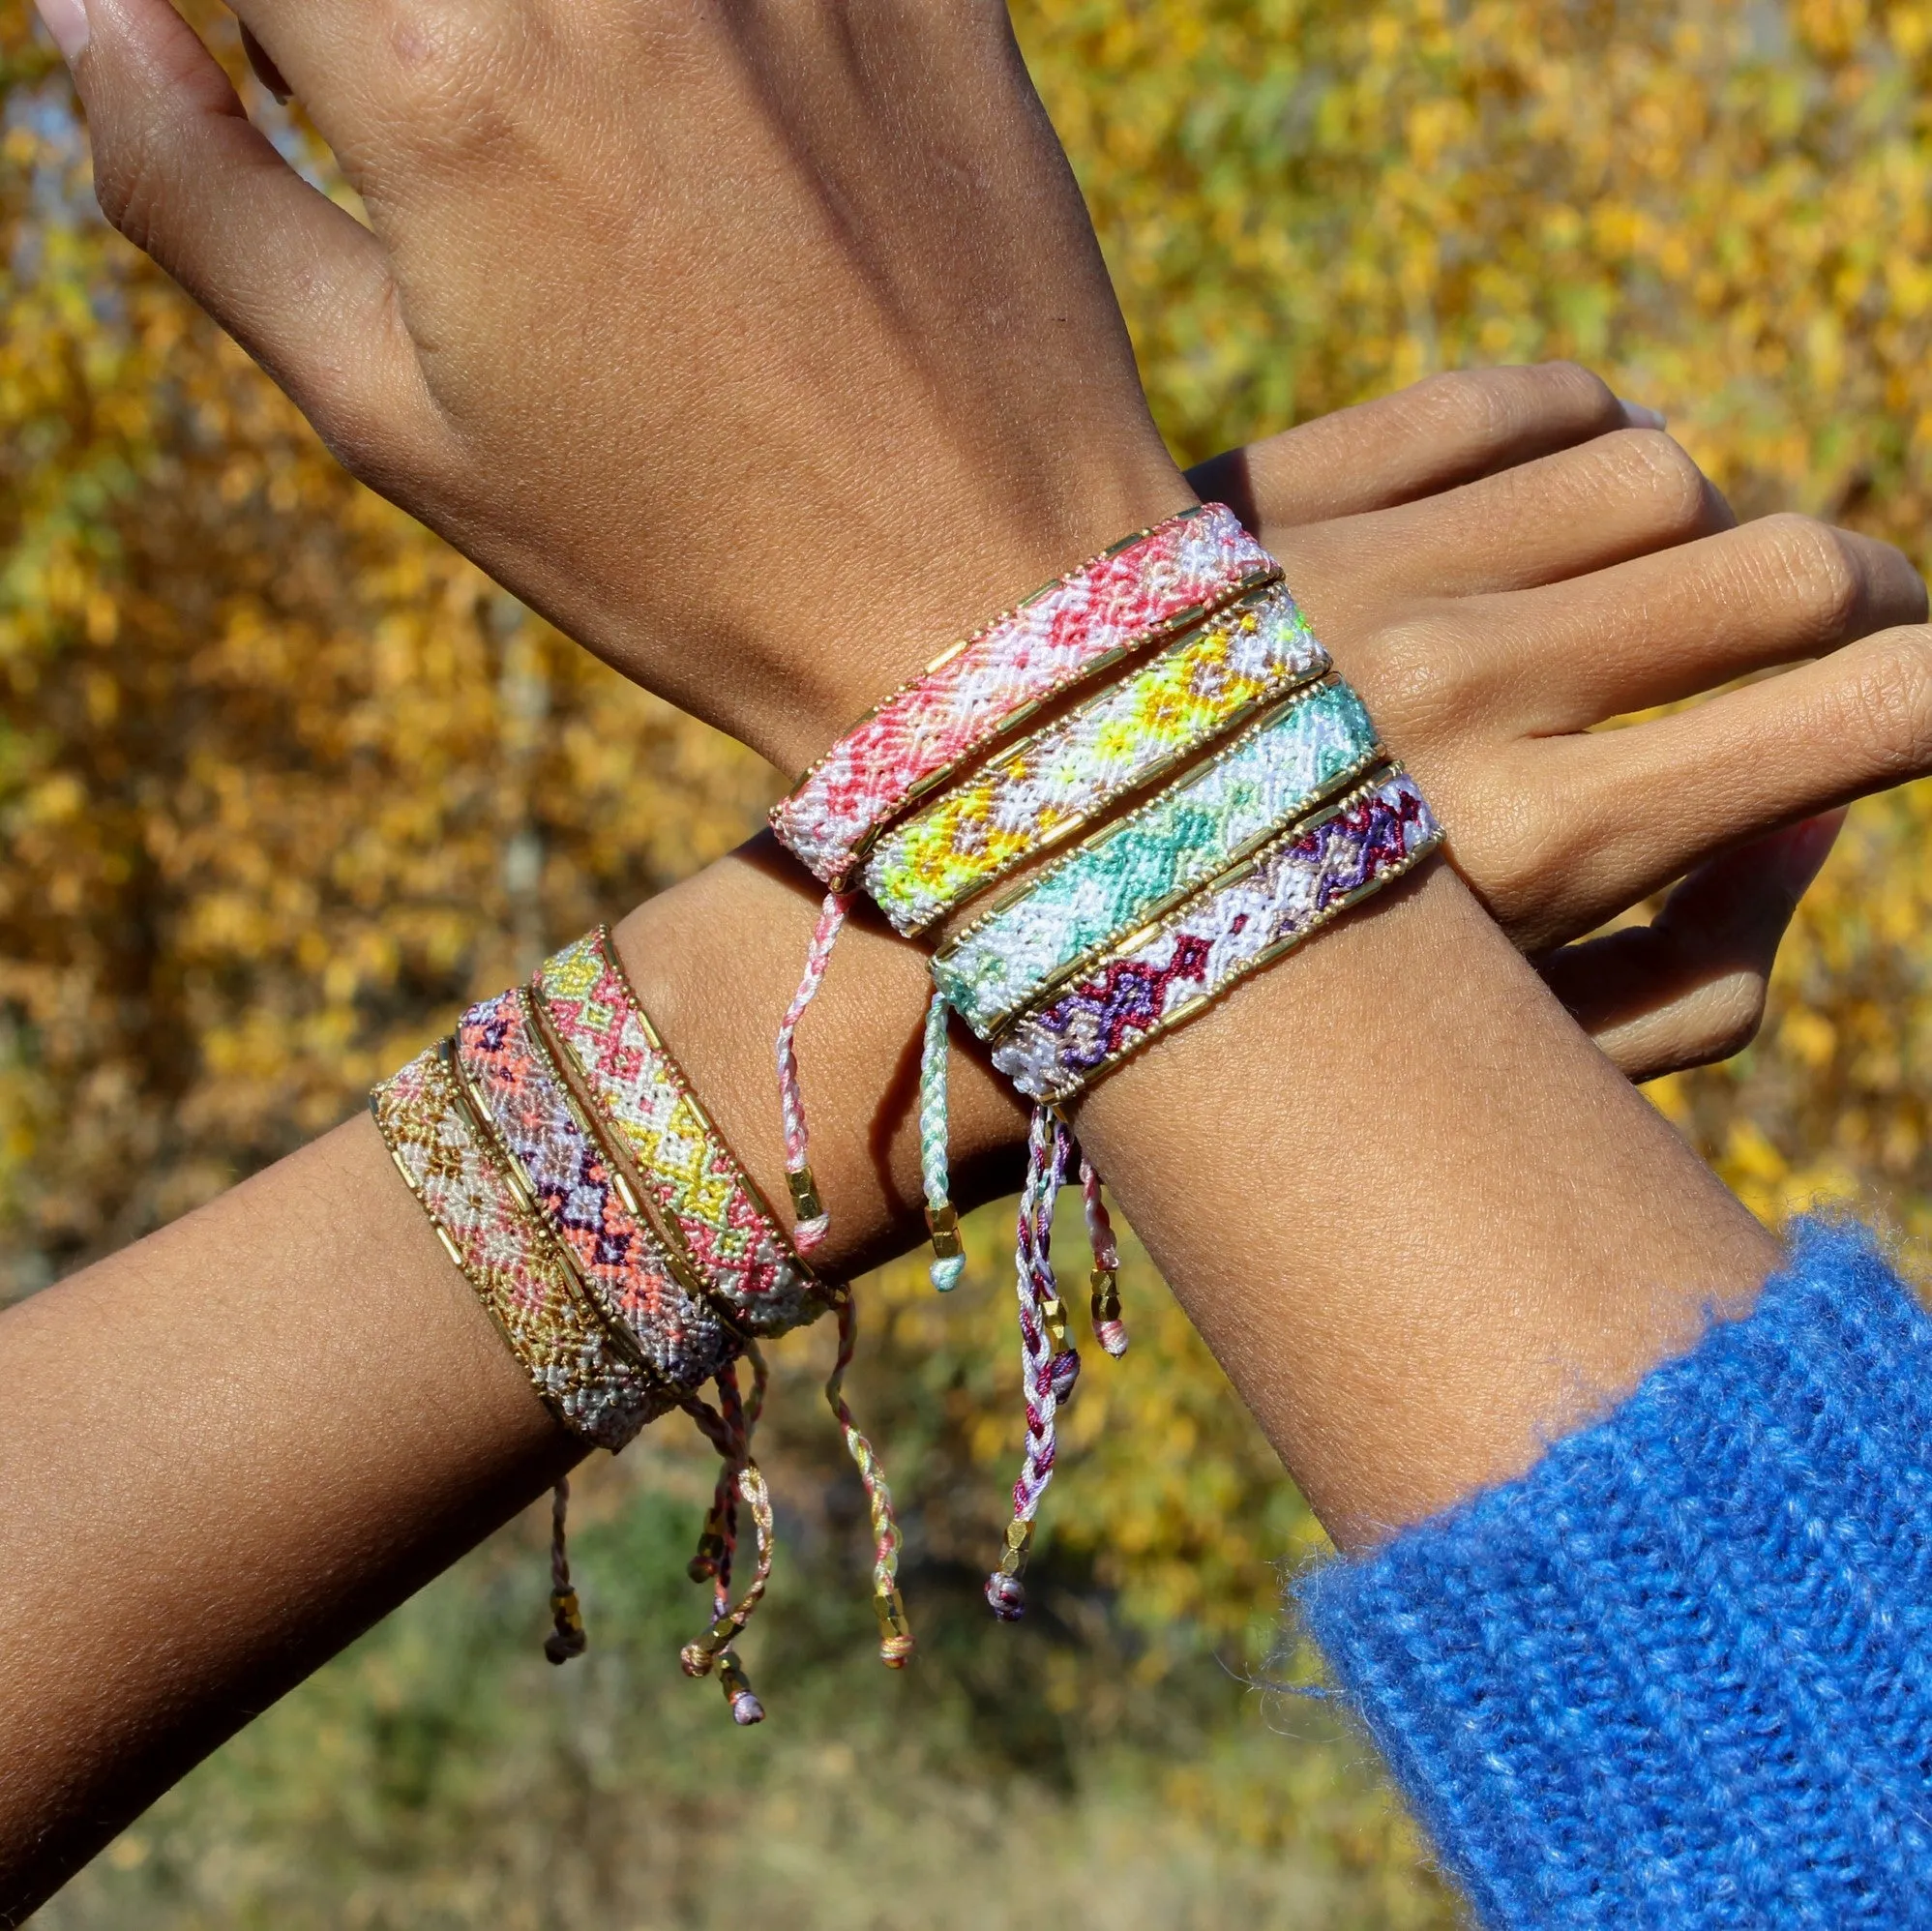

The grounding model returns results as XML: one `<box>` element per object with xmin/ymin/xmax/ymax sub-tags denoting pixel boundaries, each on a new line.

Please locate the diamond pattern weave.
<box><xmin>860</xmin><ymin>581</ymin><xmax>1328</xmax><ymax>935</ymax></box>
<box><xmin>991</xmin><ymin>769</ymin><xmax>1442</xmax><ymax>1103</ymax></box>
<box><xmin>535</xmin><ymin>932</ymin><xmax>825</xmax><ymax>1338</ymax></box>
<box><xmin>372</xmin><ymin>1045</ymin><xmax>667</xmax><ymax>1448</ymax></box>
<box><xmin>457</xmin><ymin>987</ymin><xmax>737</xmax><ymax>1392</ymax></box>
<box><xmin>934</xmin><ymin>679</ymin><xmax>1381</xmax><ymax>1037</ymax></box>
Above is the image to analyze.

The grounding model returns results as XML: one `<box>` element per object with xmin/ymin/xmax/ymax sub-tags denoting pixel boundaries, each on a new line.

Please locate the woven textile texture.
<box><xmin>534</xmin><ymin>931</ymin><xmax>825</xmax><ymax>1337</ymax></box>
<box><xmin>1302</xmin><ymin>1220</ymin><xmax>1932</xmax><ymax>1930</ymax></box>
<box><xmin>936</xmin><ymin>679</ymin><xmax>1382</xmax><ymax>1038</ymax></box>
<box><xmin>372</xmin><ymin>1046</ymin><xmax>666</xmax><ymax>1449</ymax></box>
<box><xmin>770</xmin><ymin>503</ymin><xmax>1276</xmax><ymax>886</ymax></box>
<box><xmin>457</xmin><ymin>988</ymin><xmax>738</xmax><ymax>1394</ymax></box>
<box><xmin>992</xmin><ymin>767</ymin><xmax>1439</xmax><ymax>1102</ymax></box>
<box><xmin>860</xmin><ymin>580</ymin><xmax>1329</xmax><ymax>934</ymax></box>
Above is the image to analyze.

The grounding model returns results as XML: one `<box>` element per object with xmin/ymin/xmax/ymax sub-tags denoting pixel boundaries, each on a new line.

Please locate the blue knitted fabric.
<box><xmin>1300</xmin><ymin>1220</ymin><xmax>1932</xmax><ymax>1929</ymax></box>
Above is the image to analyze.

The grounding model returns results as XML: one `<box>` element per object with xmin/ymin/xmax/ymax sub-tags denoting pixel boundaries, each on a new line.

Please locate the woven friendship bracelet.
<box><xmin>934</xmin><ymin>679</ymin><xmax>1382</xmax><ymax>1038</ymax></box>
<box><xmin>534</xmin><ymin>931</ymin><xmax>829</xmax><ymax>1338</ymax></box>
<box><xmin>992</xmin><ymin>767</ymin><xmax>1442</xmax><ymax>1104</ymax></box>
<box><xmin>372</xmin><ymin>1045</ymin><xmax>667</xmax><ymax>1450</ymax></box>
<box><xmin>770</xmin><ymin>503</ymin><xmax>1277</xmax><ymax>888</ymax></box>
<box><xmin>456</xmin><ymin>987</ymin><xmax>739</xmax><ymax>1396</ymax></box>
<box><xmin>860</xmin><ymin>580</ymin><xmax>1329</xmax><ymax>936</ymax></box>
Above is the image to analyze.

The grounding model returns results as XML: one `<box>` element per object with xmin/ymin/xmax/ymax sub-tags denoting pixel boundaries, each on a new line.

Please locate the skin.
<box><xmin>5</xmin><ymin>0</ymin><xmax>1932</xmax><ymax>1917</ymax></box>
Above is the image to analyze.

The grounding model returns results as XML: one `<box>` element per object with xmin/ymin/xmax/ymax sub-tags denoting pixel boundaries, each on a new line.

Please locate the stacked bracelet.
<box><xmin>764</xmin><ymin>503</ymin><xmax>1275</xmax><ymax>1253</ymax></box>
<box><xmin>534</xmin><ymin>930</ymin><xmax>827</xmax><ymax>1336</ymax></box>
<box><xmin>771</xmin><ymin>503</ymin><xmax>1276</xmax><ymax>887</ymax></box>
<box><xmin>760</xmin><ymin>501</ymin><xmax>1445</xmax><ymax>1621</ymax></box>
<box><xmin>374</xmin><ymin>1045</ymin><xmax>668</xmax><ymax>1450</ymax></box>
<box><xmin>372</xmin><ymin>929</ymin><xmax>915</xmax><ymax>1723</ymax></box>
<box><xmin>458</xmin><ymin>986</ymin><xmax>738</xmax><ymax>1391</ymax></box>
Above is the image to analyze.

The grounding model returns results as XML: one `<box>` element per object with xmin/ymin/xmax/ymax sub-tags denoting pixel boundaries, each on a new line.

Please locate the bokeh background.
<box><xmin>8</xmin><ymin>0</ymin><xmax>1932</xmax><ymax>1922</ymax></box>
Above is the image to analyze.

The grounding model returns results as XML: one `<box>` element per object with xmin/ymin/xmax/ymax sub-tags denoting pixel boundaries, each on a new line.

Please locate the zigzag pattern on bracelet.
<box><xmin>372</xmin><ymin>1045</ymin><xmax>668</xmax><ymax>1449</ymax></box>
<box><xmin>534</xmin><ymin>931</ymin><xmax>827</xmax><ymax>1337</ymax></box>
<box><xmin>457</xmin><ymin>987</ymin><xmax>738</xmax><ymax>1392</ymax></box>
<box><xmin>770</xmin><ymin>504</ymin><xmax>1276</xmax><ymax>887</ymax></box>
<box><xmin>992</xmin><ymin>768</ymin><xmax>1442</xmax><ymax>1104</ymax></box>
<box><xmin>860</xmin><ymin>581</ymin><xmax>1329</xmax><ymax>935</ymax></box>
<box><xmin>935</xmin><ymin>679</ymin><xmax>1382</xmax><ymax>1037</ymax></box>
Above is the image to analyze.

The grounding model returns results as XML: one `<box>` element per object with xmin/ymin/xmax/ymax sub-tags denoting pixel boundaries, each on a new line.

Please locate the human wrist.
<box><xmin>655</xmin><ymin>443</ymin><xmax>1198</xmax><ymax>777</ymax></box>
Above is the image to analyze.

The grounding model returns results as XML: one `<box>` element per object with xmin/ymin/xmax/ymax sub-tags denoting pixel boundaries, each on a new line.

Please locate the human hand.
<box><xmin>1188</xmin><ymin>363</ymin><xmax>1925</xmax><ymax>1079</ymax></box>
<box><xmin>51</xmin><ymin>0</ymin><xmax>1187</xmax><ymax>771</ymax></box>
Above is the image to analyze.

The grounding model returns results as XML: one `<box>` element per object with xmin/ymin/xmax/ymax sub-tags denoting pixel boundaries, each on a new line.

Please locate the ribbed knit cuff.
<box><xmin>1300</xmin><ymin>1219</ymin><xmax>1932</xmax><ymax>1930</ymax></box>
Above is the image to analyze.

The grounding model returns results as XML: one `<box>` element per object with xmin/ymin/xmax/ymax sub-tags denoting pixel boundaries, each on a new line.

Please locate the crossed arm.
<box><xmin>8</xmin><ymin>0</ymin><xmax>1932</xmax><ymax>1917</ymax></box>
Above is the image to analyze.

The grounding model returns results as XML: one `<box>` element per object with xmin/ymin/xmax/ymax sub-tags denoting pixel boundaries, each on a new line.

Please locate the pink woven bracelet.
<box><xmin>768</xmin><ymin>503</ymin><xmax>1276</xmax><ymax>889</ymax></box>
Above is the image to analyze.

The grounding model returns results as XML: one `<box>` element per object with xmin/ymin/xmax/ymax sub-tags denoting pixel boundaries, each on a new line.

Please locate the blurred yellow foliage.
<box><xmin>9</xmin><ymin>0</ymin><xmax>1932</xmax><ymax>1915</ymax></box>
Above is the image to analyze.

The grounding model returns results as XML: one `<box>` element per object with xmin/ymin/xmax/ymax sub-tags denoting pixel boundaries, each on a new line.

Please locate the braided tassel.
<box><xmin>543</xmin><ymin>1478</ymin><xmax>587</xmax><ymax>1664</ymax></box>
<box><xmin>775</xmin><ymin>890</ymin><xmax>852</xmax><ymax>1254</ymax></box>
<box><xmin>1079</xmin><ymin>1155</ymin><xmax>1127</xmax><ymax>1357</ymax></box>
<box><xmin>825</xmin><ymin>1292</ymin><xmax>915</xmax><ymax>1666</ymax></box>
<box><xmin>985</xmin><ymin>1106</ymin><xmax>1075</xmax><ymax>1620</ymax></box>
<box><xmin>919</xmin><ymin>992</ymin><xmax>966</xmax><ymax>1291</ymax></box>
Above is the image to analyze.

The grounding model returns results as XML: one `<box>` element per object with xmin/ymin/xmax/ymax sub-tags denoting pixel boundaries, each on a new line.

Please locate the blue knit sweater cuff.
<box><xmin>1299</xmin><ymin>1218</ymin><xmax>1932</xmax><ymax>1929</ymax></box>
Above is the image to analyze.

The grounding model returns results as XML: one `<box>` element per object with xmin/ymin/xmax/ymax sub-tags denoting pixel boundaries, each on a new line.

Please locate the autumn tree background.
<box><xmin>8</xmin><ymin>0</ymin><xmax>1932</xmax><ymax>1923</ymax></box>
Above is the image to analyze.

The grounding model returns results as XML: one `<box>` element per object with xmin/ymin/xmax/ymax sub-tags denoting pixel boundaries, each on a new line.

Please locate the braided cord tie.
<box><xmin>986</xmin><ymin>1105</ymin><xmax>1076</xmax><ymax>1620</ymax></box>
<box><xmin>678</xmin><ymin>1361</ymin><xmax>775</xmax><ymax>1726</ymax></box>
<box><xmin>919</xmin><ymin>991</ymin><xmax>966</xmax><ymax>1292</ymax></box>
<box><xmin>1078</xmin><ymin>1155</ymin><xmax>1128</xmax><ymax>1358</ymax></box>
<box><xmin>775</xmin><ymin>890</ymin><xmax>853</xmax><ymax>1254</ymax></box>
<box><xmin>824</xmin><ymin>1292</ymin><xmax>915</xmax><ymax>1667</ymax></box>
<box><xmin>544</xmin><ymin>1478</ymin><xmax>587</xmax><ymax>1664</ymax></box>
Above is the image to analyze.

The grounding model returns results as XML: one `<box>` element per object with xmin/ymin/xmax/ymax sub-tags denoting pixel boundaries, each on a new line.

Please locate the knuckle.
<box><xmin>90</xmin><ymin>126</ymin><xmax>164</xmax><ymax>248</ymax></box>
<box><xmin>1756</xmin><ymin>514</ymin><xmax>1863</xmax><ymax>639</ymax></box>
<box><xmin>1406</xmin><ymin>361</ymin><xmax>1620</xmax><ymax>446</ymax></box>
<box><xmin>1356</xmin><ymin>610</ymin><xmax>1485</xmax><ymax>734</ymax></box>
<box><xmin>372</xmin><ymin>11</ymin><xmax>532</xmax><ymax>168</ymax></box>
<box><xmin>1842</xmin><ymin>627</ymin><xmax>1932</xmax><ymax>774</ymax></box>
<box><xmin>1522</xmin><ymin>359</ymin><xmax>1622</xmax><ymax>426</ymax></box>
<box><xmin>1605</xmin><ymin>428</ymin><xmax>1711</xmax><ymax>537</ymax></box>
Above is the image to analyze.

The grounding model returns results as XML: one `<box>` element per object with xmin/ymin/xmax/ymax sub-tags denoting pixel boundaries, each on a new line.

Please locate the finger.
<box><xmin>1277</xmin><ymin>428</ymin><xmax>1735</xmax><ymax>629</ymax></box>
<box><xmin>1185</xmin><ymin>362</ymin><xmax>1641</xmax><ymax>532</ymax></box>
<box><xmin>1542</xmin><ymin>813</ymin><xmax>1843</xmax><ymax>1083</ymax></box>
<box><xmin>74</xmin><ymin>0</ymin><xmax>448</xmax><ymax>485</ymax></box>
<box><xmin>1455</xmin><ymin>514</ymin><xmax>1927</xmax><ymax>733</ymax></box>
<box><xmin>1516</xmin><ymin>626</ymin><xmax>1932</xmax><ymax>946</ymax></box>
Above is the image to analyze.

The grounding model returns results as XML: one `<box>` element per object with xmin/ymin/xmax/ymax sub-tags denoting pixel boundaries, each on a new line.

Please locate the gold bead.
<box><xmin>925</xmin><ymin>1201</ymin><xmax>964</xmax><ymax>1261</ymax></box>
<box><xmin>787</xmin><ymin>1168</ymin><xmax>823</xmax><ymax>1222</ymax></box>
<box><xmin>1041</xmin><ymin>1294</ymin><xmax>1068</xmax><ymax>1350</ymax></box>
<box><xmin>1089</xmin><ymin>1266</ymin><xmax>1120</xmax><ymax>1321</ymax></box>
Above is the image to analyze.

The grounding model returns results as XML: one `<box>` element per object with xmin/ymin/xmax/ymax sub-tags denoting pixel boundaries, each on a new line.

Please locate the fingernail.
<box><xmin>1774</xmin><ymin>809</ymin><xmax>1848</xmax><ymax>888</ymax></box>
<box><xmin>33</xmin><ymin>0</ymin><xmax>89</xmax><ymax>62</ymax></box>
<box><xmin>1619</xmin><ymin>399</ymin><xmax>1668</xmax><ymax>431</ymax></box>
